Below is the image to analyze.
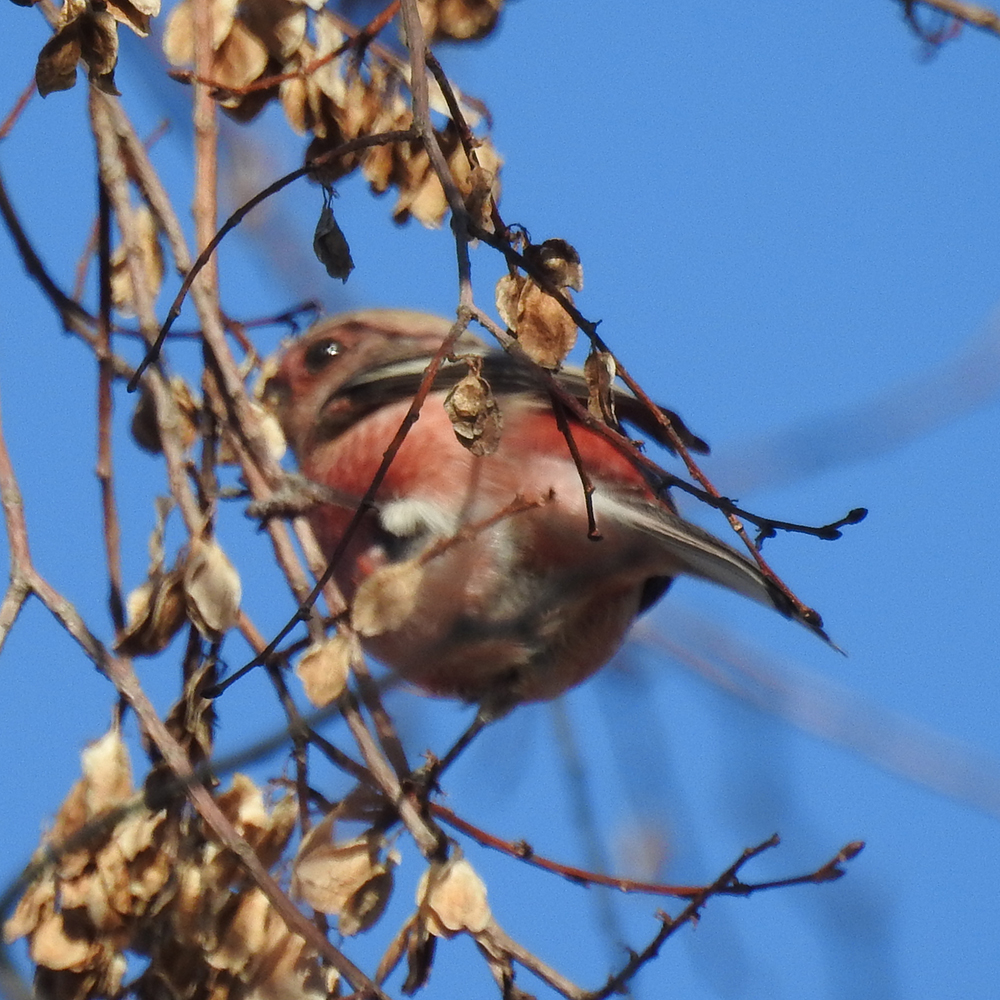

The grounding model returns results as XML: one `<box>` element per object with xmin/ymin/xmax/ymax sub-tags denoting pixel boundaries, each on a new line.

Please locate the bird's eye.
<box><xmin>302</xmin><ymin>337</ymin><xmax>342</xmax><ymax>373</ymax></box>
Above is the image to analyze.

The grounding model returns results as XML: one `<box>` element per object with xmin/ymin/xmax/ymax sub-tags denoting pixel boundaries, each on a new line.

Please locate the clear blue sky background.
<box><xmin>2</xmin><ymin>2</ymin><xmax>999</xmax><ymax>999</ymax></box>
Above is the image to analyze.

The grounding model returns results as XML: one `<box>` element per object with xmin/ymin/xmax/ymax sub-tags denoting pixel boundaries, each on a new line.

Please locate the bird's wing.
<box><xmin>597</xmin><ymin>491</ymin><xmax>833</xmax><ymax>645</ymax></box>
<box><xmin>337</xmin><ymin>353</ymin><xmax>709</xmax><ymax>453</ymax></box>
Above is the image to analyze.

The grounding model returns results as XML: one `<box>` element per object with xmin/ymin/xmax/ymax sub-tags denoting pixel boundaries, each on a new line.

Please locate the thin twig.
<box><xmin>95</xmin><ymin>179</ymin><xmax>125</xmax><ymax>634</ymax></box>
<box><xmin>549</xmin><ymin>395</ymin><xmax>601</xmax><ymax>539</ymax></box>
<box><xmin>434</xmin><ymin>804</ymin><xmax>863</xmax><ymax>900</ymax></box>
<box><xmin>129</xmin><ymin>128</ymin><xmax>417</xmax><ymax>389</ymax></box>
<box><xmin>0</xmin><ymin>165</ymin><xmax>96</xmax><ymax>333</ymax></box>
<box><xmin>0</xmin><ymin>78</ymin><xmax>35</xmax><ymax>142</ymax></box>
<box><xmin>192</xmin><ymin>0</ymin><xmax>220</xmax><ymax>304</ymax></box>
<box><xmin>397</xmin><ymin>0</ymin><xmax>474</xmax><ymax>306</ymax></box>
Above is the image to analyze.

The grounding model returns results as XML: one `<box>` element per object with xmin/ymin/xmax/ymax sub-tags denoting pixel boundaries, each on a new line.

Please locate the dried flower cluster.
<box><xmin>16</xmin><ymin>0</ymin><xmax>506</xmax><ymax>228</ymax></box>
<box><xmin>30</xmin><ymin>0</ymin><xmax>161</xmax><ymax>96</ymax></box>
<box><xmin>160</xmin><ymin>0</ymin><xmax>503</xmax><ymax>228</ymax></box>
<box><xmin>5</xmin><ymin>726</ymin><xmax>514</xmax><ymax>999</ymax></box>
<box><xmin>2</xmin><ymin>732</ymin><xmax>332</xmax><ymax>1000</ymax></box>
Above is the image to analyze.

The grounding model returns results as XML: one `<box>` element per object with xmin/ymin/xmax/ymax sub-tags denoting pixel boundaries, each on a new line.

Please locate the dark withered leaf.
<box><xmin>35</xmin><ymin>21</ymin><xmax>82</xmax><ymax>96</ymax></box>
<box><xmin>313</xmin><ymin>187</ymin><xmax>354</xmax><ymax>282</ymax></box>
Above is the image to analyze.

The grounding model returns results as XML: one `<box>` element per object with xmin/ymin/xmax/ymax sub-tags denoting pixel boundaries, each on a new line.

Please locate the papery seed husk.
<box><xmin>350</xmin><ymin>560</ymin><xmax>424</xmax><ymax>637</ymax></box>
<box><xmin>294</xmin><ymin>635</ymin><xmax>353</xmax><ymax>708</ymax></box>
<box><xmin>183</xmin><ymin>537</ymin><xmax>241</xmax><ymax>638</ymax></box>
<box><xmin>514</xmin><ymin>280</ymin><xmax>577</xmax><ymax>370</ymax></box>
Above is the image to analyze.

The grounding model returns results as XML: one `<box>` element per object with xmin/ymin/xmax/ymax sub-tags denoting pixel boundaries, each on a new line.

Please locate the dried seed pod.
<box><xmin>417</xmin><ymin>855</ymin><xmax>491</xmax><ymax>937</ymax></box>
<box><xmin>338</xmin><ymin>864</ymin><xmax>395</xmax><ymax>936</ymax></box>
<box><xmin>584</xmin><ymin>348</ymin><xmax>617</xmax><ymax>426</ymax></box>
<box><xmin>116</xmin><ymin>568</ymin><xmax>187</xmax><ymax>656</ymax></box>
<box><xmin>524</xmin><ymin>237</ymin><xmax>583</xmax><ymax>291</ymax></box>
<box><xmin>511</xmin><ymin>278</ymin><xmax>577</xmax><ymax>370</ymax></box>
<box><xmin>350</xmin><ymin>559</ymin><xmax>424</xmax><ymax>638</ymax></box>
<box><xmin>293</xmin><ymin>815</ymin><xmax>394</xmax><ymax>933</ymax></box>
<box><xmin>110</xmin><ymin>206</ymin><xmax>165</xmax><ymax>317</ymax></box>
<box><xmin>182</xmin><ymin>537</ymin><xmax>242</xmax><ymax>639</ymax></box>
<box><xmin>443</xmin><ymin>364</ymin><xmax>503</xmax><ymax>456</ymax></box>
<box><xmin>294</xmin><ymin>634</ymin><xmax>354</xmax><ymax>708</ymax></box>
<box><xmin>130</xmin><ymin>377</ymin><xmax>199</xmax><ymax>455</ymax></box>
<box><xmin>312</xmin><ymin>187</ymin><xmax>354</xmax><ymax>282</ymax></box>
<box><xmin>494</xmin><ymin>271</ymin><xmax>524</xmax><ymax>331</ymax></box>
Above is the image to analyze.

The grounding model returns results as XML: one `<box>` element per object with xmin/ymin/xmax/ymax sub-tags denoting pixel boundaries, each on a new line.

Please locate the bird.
<box><xmin>263</xmin><ymin>308</ymin><xmax>825</xmax><ymax>711</ymax></box>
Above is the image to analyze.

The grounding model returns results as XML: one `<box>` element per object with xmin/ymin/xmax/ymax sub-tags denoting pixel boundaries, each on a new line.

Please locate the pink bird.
<box><xmin>265</xmin><ymin>309</ymin><xmax>823</xmax><ymax>710</ymax></box>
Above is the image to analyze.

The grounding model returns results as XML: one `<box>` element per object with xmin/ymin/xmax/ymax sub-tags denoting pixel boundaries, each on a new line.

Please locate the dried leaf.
<box><xmin>130</xmin><ymin>378</ymin><xmax>199</xmax><ymax>455</ymax></box>
<box><xmin>162</xmin><ymin>0</ymin><xmax>238</xmax><ymax>64</ymax></box>
<box><xmin>215</xmin><ymin>774</ymin><xmax>269</xmax><ymax>841</ymax></box>
<box><xmin>252</xmin><ymin>402</ymin><xmax>287</xmax><ymax>462</ymax></box>
<box><xmin>217</xmin><ymin>399</ymin><xmax>285</xmax><ymax>464</ymax></box>
<box><xmin>361</xmin><ymin>139</ymin><xmax>396</xmax><ymax>194</ymax></box>
<box><xmin>107</xmin><ymin>0</ymin><xmax>160</xmax><ymax>37</ymax></box>
<box><xmin>161</xmin><ymin>0</ymin><xmax>194</xmax><ymax>64</ymax></box>
<box><xmin>376</xmin><ymin>914</ymin><xmax>414</xmax><ymax>986</ymax></box>
<box><xmin>211</xmin><ymin>20</ymin><xmax>269</xmax><ymax>92</ymax></box>
<box><xmin>3</xmin><ymin>875</ymin><xmax>54</xmax><ymax>945</ymax></box>
<box><xmin>350</xmin><ymin>559</ymin><xmax>424</xmax><ymax>638</ymax></box>
<box><xmin>210</xmin><ymin>888</ymin><xmax>269</xmax><ymax>972</ymax></box>
<box><xmin>306</xmin><ymin>127</ymin><xmax>361</xmax><ymax>186</ymax></box>
<box><xmin>294</xmin><ymin>635</ymin><xmax>354</xmax><ymax>708</ymax></box>
<box><xmin>418</xmin><ymin>855</ymin><xmax>491</xmax><ymax>937</ymax></box>
<box><xmin>313</xmin><ymin>189</ymin><xmax>354</xmax><ymax>282</ymax></box>
<box><xmin>253</xmin><ymin>794</ymin><xmax>297</xmax><ymax>869</ymax></box>
<box><xmin>443</xmin><ymin>367</ymin><xmax>503</xmax><ymax>456</ymax></box>
<box><xmin>448</xmin><ymin>132</ymin><xmax>502</xmax><ymax>236</ymax></box>
<box><xmin>279</xmin><ymin>73</ymin><xmax>309</xmax><ymax>134</ymax></box>
<box><xmin>183</xmin><ymin>536</ymin><xmax>241</xmax><ymax>639</ymax></box>
<box><xmin>219</xmin><ymin>69</ymin><xmax>278</xmax><ymax>122</ymax></box>
<box><xmin>80</xmin><ymin>9</ymin><xmax>119</xmax><ymax>78</ymax></box>
<box><xmin>29</xmin><ymin>913</ymin><xmax>98</xmax><ymax>971</ymax></box>
<box><xmin>392</xmin><ymin>143</ymin><xmax>449</xmax><ymax>228</ymax></box>
<box><xmin>463</xmin><ymin>164</ymin><xmax>498</xmax><ymax>234</ymax></box>
<box><xmin>240</xmin><ymin>0</ymin><xmax>305</xmax><ymax>59</ymax></box>
<box><xmin>403</xmin><ymin>917</ymin><xmax>436</xmax><ymax>993</ymax></box>
<box><xmin>311</xmin><ymin>12</ymin><xmax>345</xmax><ymax>100</ymax></box>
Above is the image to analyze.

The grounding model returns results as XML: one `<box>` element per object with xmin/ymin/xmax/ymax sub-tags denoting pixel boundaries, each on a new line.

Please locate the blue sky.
<box><xmin>1</xmin><ymin>2</ymin><xmax>999</xmax><ymax>999</ymax></box>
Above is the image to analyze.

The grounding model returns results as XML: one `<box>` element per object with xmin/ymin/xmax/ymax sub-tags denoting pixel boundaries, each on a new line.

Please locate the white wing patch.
<box><xmin>379</xmin><ymin>498</ymin><xmax>459</xmax><ymax>542</ymax></box>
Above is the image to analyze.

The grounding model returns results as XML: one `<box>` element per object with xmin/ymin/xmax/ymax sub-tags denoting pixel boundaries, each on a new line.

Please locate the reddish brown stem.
<box><xmin>96</xmin><ymin>179</ymin><xmax>125</xmax><ymax>633</ymax></box>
